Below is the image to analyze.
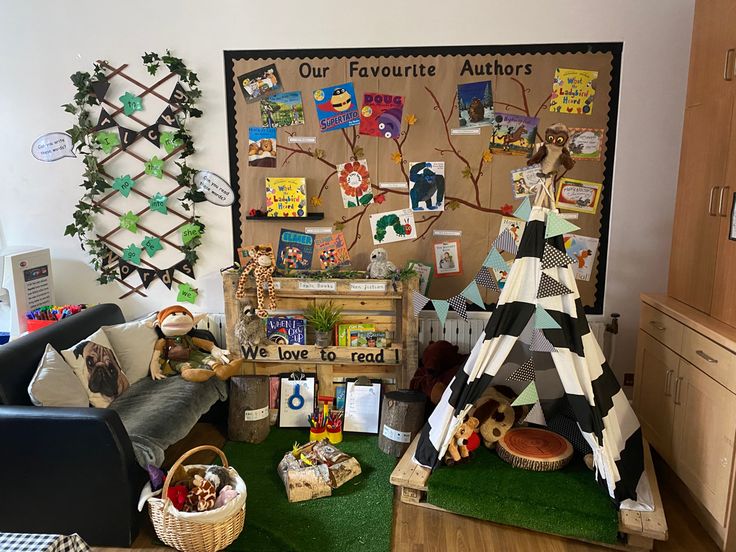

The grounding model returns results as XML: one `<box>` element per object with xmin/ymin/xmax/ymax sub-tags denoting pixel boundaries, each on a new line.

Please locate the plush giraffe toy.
<box><xmin>236</xmin><ymin>244</ymin><xmax>277</xmax><ymax>318</ymax></box>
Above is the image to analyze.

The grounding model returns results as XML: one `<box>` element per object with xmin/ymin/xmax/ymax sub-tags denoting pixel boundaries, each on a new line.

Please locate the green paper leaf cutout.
<box><xmin>347</xmin><ymin>201</ymin><xmax>357</xmax><ymax>207</ymax></box>
<box><xmin>112</xmin><ymin>174</ymin><xmax>136</xmax><ymax>198</ymax></box>
<box><xmin>180</xmin><ymin>222</ymin><xmax>201</xmax><ymax>245</ymax></box>
<box><xmin>149</xmin><ymin>192</ymin><xmax>168</xmax><ymax>214</ymax></box>
<box><xmin>359</xmin><ymin>193</ymin><xmax>374</xmax><ymax>206</ymax></box>
<box><xmin>119</xmin><ymin>211</ymin><xmax>139</xmax><ymax>233</ymax></box>
<box><xmin>121</xmin><ymin>243</ymin><xmax>142</xmax><ymax>265</ymax></box>
<box><xmin>177</xmin><ymin>282</ymin><xmax>198</xmax><ymax>304</ymax></box>
<box><xmin>144</xmin><ymin>156</ymin><xmax>164</xmax><ymax>179</ymax></box>
<box><xmin>95</xmin><ymin>131</ymin><xmax>120</xmax><ymax>154</ymax></box>
<box><xmin>141</xmin><ymin>236</ymin><xmax>163</xmax><ymax>257</ymax></box>
<box><xmin>119</xmin><ymin>91</ymin><xmax>143</xmax><ymax>116</ymax></box>
<box><xmin>160</xmin><ymin>131</ymin><xmax>183</xmax><ymax>154</ymax></box>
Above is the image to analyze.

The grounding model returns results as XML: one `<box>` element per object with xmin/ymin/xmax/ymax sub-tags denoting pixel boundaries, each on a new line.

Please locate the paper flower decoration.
<box><xmin>119</xmin><ymin>91</ymin><xmax>143</xmax><ymax>116</ymax></box>
<box><xmin>390</xmin><ymin>152</ymin><xmax>402</xmax><ymax>164</ymax></box>
<box><xmin>406</xmin><ymin>114</ymin><xmax>417</xmax><ymax>126</ymax></box>
<box><xmin>500</xmin><ymin>203</ymin><xmax>514</xmax><ymax>216</ymax></box>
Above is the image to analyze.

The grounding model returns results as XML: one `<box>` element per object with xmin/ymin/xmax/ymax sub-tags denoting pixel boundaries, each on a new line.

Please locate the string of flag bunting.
<box><xmin>411</xmin><ymin>196</ymin><xmax>581</xmax><ymax>327</ymax></box>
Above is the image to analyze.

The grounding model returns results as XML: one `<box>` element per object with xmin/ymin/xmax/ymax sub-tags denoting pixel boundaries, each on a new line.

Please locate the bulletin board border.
<box><xmin>224</xmin><ymin>42</ymin><xmax>623</xmax><ymax>315</ymax></box>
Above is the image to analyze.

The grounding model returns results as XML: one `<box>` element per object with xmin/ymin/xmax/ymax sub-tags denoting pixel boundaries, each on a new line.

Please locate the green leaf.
<box><xmin>347</xmin><ymin>201</ymin><xmax>357</xmax><ymax>207</ymax></box>
<box><xmin>64</xmin><ymin>224</ymin><xmax>77</xmax><ymax>236</ymax></box>
<box><xmin>359</xmin><ymin>193</ymin><xmax>374</xmax><ymax>205</ymax></box>
<box><xmin>62</xmin><ymin>103</ymin><xmax>78</xmax><ymax>114</ymax></box>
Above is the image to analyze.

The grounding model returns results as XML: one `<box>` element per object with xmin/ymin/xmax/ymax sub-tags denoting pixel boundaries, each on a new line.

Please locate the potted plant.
<box><xmin>304</xmin><ymin>301</ymin><xmax>343</xmax><ymax>347</ymax></box>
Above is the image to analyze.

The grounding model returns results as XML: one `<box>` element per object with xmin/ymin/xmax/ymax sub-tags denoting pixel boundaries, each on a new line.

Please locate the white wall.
<box><xmin>0</xmin><ymin>0</ymin><xmax>694</xmax><ymax>382</ymax></box>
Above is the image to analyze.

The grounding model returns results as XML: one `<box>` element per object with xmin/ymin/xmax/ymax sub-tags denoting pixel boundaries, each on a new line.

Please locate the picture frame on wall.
<box><xmin>433</xmin><ymin>240</ymin><xmax>462</xmax><ymax>278</ymax></box>
<box><xmin>407</xmin><ymin>260</ymin><xmax>434</xmax><ymax>294</ymax></box>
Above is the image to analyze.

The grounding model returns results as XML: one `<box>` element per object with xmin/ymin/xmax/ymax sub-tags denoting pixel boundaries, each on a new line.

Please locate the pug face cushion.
<box><xmin>62</xmin><ymin>328</ymin><xmax>129</xmax><ymax>407</ymax></box>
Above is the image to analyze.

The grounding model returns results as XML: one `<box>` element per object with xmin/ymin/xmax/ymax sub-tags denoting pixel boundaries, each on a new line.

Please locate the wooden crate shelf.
<box><xmin>222</xmin><ymin>271</ymin><xmax>419</xmax><ymax>395</ymax></box>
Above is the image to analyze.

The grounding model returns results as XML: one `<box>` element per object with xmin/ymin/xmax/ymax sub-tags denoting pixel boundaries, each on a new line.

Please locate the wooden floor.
<box><xmin>95</xmin><ymin>424</ymin><xmax>720</xmax><ymax>552</ymax></box>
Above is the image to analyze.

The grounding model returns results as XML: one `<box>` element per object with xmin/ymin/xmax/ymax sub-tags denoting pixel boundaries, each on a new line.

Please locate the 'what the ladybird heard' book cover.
<box><xmin>265</xmin><ymin>177</ymin><xmax>307</xmax><ymax>217</ymax></box>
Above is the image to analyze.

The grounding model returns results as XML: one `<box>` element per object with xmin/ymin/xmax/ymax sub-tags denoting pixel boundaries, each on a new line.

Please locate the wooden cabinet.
<box><xmin>667</xmin><ymin>0</ymin><xmax>736</xmax><ymax>318</ymax></box>
<box><xmin>635</xmin><ymin>294</ymin><xmax>736</xmax><ymax>550</ymax></box>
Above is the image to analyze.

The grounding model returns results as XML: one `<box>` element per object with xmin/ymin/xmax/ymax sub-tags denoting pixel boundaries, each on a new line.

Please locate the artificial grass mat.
<box><xmin>427</xmin><ymin>449</ymin><xmax>619</xmax><ymax>544</ymax></box>
<box><xmin>221</xmin><ymin>429</ymin><xmax>393</xmax><ymax>552</ymax></box>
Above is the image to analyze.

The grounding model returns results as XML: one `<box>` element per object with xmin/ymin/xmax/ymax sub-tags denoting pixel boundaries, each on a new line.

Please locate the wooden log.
<box><xmin>378</xmin><ymin>390</ymin><xmax>426</xmax><ymax>457</ymax></box>
<box><xmin>228</xmin><ymin>375</ymin><xmax>270</xmax><ymax>443</ymax></box>
<box><xmin>496</xmin><ymin>427</ymin><xmax>573</xmax><ymax>471</ymax></box>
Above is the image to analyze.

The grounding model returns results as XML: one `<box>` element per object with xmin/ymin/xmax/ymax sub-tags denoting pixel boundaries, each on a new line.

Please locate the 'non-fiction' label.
<box><xmin>349</xmin><ymin>282</ymin><xmax>387</xmax><ymax>292</ymax></box>
<box><xmin>243</xmin><ymin>406</ymin><xmax>269</xmax><ymax>421</ymax></box>
<box><xmin>383</xmin><ymin>424</ymin><xmax>411</xmax><ymax>443</ymax></box>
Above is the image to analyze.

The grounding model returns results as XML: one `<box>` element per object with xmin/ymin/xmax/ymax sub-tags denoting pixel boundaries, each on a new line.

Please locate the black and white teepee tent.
<box><xmin>413</xmin><ymin>202</ymin><xmax>653</xmax><ymax>511</ymax></box>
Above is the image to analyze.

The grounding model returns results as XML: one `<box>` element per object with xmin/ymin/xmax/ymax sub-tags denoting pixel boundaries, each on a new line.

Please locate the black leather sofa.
<box><xmin>0</xmin><ymin>303</ymin><xmax>226</xmax><ymax>546</ymax></box>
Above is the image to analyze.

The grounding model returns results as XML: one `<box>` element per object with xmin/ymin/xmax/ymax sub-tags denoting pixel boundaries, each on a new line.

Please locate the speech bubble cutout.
<box><xmin>194</xmin><ymin>171</ymin><xmax>234</xmax><ymax>206</ymax></box>
<box><xmin>31</xmin><ymin>132</ymin><xmax>76</xmax><ymax>162</ymax></box>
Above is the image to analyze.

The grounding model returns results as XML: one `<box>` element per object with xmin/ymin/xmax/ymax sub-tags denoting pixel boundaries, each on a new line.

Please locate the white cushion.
<box><xmin>103</xmin><ymin>316</ymin><xmax>157</xmax><ymax>385</ymax></box>
<box><xmin>61</xmin><ymin>329</ymin><xmax>129</xmax><ymax>408</ymax></box>
<box><xmin>28</xmin><ymin>344</ymin><xmax>89</xmax><ymax>407</ymax></box>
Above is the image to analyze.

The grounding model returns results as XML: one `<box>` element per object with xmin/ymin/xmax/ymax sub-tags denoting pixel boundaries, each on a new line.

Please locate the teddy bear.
<box><xmin>444</xmin><ymin>416</ymin><xmax>480</xmax><ymax>465</ymax></box>
<box><xmin>410</xmin><ymin>340</ymin><xmax>468</xmax><ymax>405</ymax></box>
<box><xmin>472</xmin><ymin>386</ymin><xmax>529</xmax><ymax>449</ymax></box>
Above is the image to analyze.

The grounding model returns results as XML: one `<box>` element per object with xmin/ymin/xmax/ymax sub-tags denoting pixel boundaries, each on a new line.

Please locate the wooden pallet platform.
<box><xmin>390</xmin><ymin>436</ymin><xmax>668</xmax><ymax>551</ymax></box>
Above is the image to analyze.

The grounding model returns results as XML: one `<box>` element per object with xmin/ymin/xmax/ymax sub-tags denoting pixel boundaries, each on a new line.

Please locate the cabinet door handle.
<box><xmin>674</xmin><ymin>376</ymin><xmax>684</xmax><ymax>405</ymax></box>
<box><xmin>649</xmin><ymin>320</ymin><xmax>666</xmax><ymax>331</ymax></box>
<box><xmin>709</xmin><ymin>186</ymin><xmax>720</xmax><ymax>216</ymax></box>
<box><xmin>721</xmin><ymin>186</ymin><xmax>731</xmax><ymax>216</ymax></box>
<box><xmin>725</xmin><ymin>49</ymin><xmax>735</xmax><ymax>81</ymax></box>
<box><xmin>696</xmin><ymin>349</ymin><xmax>718</xmax><ymax>363</ymax></box>
<box><xmin>664</xmin><ymin>369</ymin><xmax>674</xmax><ymax>397</ymax></box>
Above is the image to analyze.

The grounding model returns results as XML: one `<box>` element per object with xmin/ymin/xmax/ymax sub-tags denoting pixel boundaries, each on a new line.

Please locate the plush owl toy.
<box><xmin>366</xmin><ymin>247</ymin><xmax>396</xmax><ymax>279</ymax></box>
<box><xmin>527</xmin><ymin>123</ymin><xmax>576</xmax><ymax>207</ymax></box>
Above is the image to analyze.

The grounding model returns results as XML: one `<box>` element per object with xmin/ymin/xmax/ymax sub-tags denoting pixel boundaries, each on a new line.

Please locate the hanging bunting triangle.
<box><xmin>90</xmin><ymin>79</ymin><xmax>110</xmax><ymax>101</ymax></box>
<box><xmin>432</xmin><ymin>299</ymin><xmax>450</xmax><ymax>327</ymax></box>
<box><xmin>118</xmin><ymin>259</ymin><xmax>135</xmax><ymax>280</ymax></box>
<box><xmin>169</xmin><ymin>82</ymin><xmax>188</xmax><ymax>105</ymax></box>
<box><xmin>545</xmin><ymin>211</ymin><xmax>580</xmax><ymax>239</ymax></box>
<box><xmin>511</xmin><ymin>381</ymin><xmax>538</xmax><ymax>406</ymax></box>
<box><xmin>475</xmin><ymin>267</ymin><xmax>500</xmax><ymax>292</ymax></box>
<box><xmin>513</xmin><ymin>196</ymin><xmax>532</xmax><ymax>222</ymax></box>
<box><xmin>118</xmin><ymin>126</ymin><xmax>138</xmax><ymax>150</ymax></box>
<box><xmin>483</xmin><ymin>248</ymin><xmax>508</xmax><ymax>272</ymax></box>
<box><xmin>519</xmin><ymin>319</ymin><xmax>535</xmax><ymax>344</ymax></box>
<box><xmin>508</xmin><ymin>358</ymin><xmax>535</xmax><ymax>382</ymax></box>
<box><xmin>95</xmin><ymin>108</ymin><xmax>116</xmax><ymax>130</ymax></box>
<box><xmin>157</xmin><ymin>105</ymin><xmax>180</xmax><ymax>128</ymax></box>
<box><xmin>412</xmin><ymin>290</ymin><xmax>430</xmax><ymax>316</ymax></box>
<box><xmin>541</xmin><ymin>243</ymin><xmax>576</xmax><ymax>270</ymax></box>
<box><xmin>492</xmin><ymin>229</ymin><xmax>518</xmax><ymax>256</ymax></box>
<box><xmin>157</xmin><ymin>267</ymin><xmax>175</xmax><ymax>289</ymax></box>
<box><xmin>537</xmin><ymin>272</ymin><xmax>574</xmax><ymax>299</ymax></box>
<box><xmin>535</xmin><ymin>304</ymin><xmax>562</xmax><ymax>329</ymax></box>
<box><xmin>174</xmin><ymin>259</ymin><xmax>195</xmax><ymax>279</ymax></box>
<box><xmin>523</xmin><ymin>401</ymin><xmax>547</xmax><ymax>425</ymax></box>
<box><xmin>447</xmin><ymin>295</ymin><xmax>468</xmax><ymax>321</ymax></box>
<box><xmin>461</xmin><ymin>280</ymin><xmax>486</xmax><ymax>309</ymax></box>
<box><xmin>138</xmin><ymin>268</ymin><xmax>157</xmax><ymax>289</ymax></box>
<box><xmin>530</xmin><ymin>329</ymin><xmax>556</xmax><ymax>352</ymax></box>
<box><xmin>141</xmin><ymin>124</ymin><xmax>161</xmax><ymax>147</ymax></box>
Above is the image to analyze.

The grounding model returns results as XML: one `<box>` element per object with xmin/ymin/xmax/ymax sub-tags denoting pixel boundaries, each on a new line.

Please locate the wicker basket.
<box><xmin>148</xmin><ymin>445</ymin><xmax>246</xmax><ymax>552</ymax></box>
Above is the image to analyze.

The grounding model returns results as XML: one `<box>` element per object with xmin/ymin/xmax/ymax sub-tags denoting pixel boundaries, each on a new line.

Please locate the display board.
<box><xmin>225</xmin><ymin>44</ymin><xmax>621</xmax><ymax>313</ymax></box>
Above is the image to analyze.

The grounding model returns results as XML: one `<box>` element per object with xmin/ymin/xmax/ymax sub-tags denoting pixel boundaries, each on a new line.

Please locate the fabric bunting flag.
<box><xmin>541</xmin><ymin>243</ymin><xmax>575</xmax><ymax>270</ymax></box>
<box><xmin>530</xmin><ymin>328</ymin><xmax>556</xmax><ymax>352</ymax></box>
<box><xmin>475</xmin><ymin>267</ymin><xmax>500</xmax><ymax>292</ymax></box>
<box><xmin>511</xmin><ymin>381</ymin><xmax>538</xmax><ymax>406</ymax></box>
<box><xmin>432</xmin><ymin>299</ymin><xmax>450</xmax><ymax>327</ymax></box>
<box><xmin>412</xmin><ymin>290</ymin><xmax>430</xmax><ymax>316</ymax></box>
<box><xmin>174</xmin><ymin>259</ymin><xmax>195</xmax><ymax>279</ymax></box>
<box><xmin>169</xmin><ymin>82</ymin><xmax>188</xmax><ymax>105</ymax></box>
<box><xmin>447</xmin><ymin>295</ymin><xmax>468</xmax><ymax>321</ymax></box>
<box><xmin>535</xmin><ymin>304</ymin><xmax>562</xmax><ymax>329</ymax></box>
<box><xmin>493</xmin><ymin>229</ymin><xmax>518</xmax><ymax>255</ymax></box>
<box><xmin>537</xmin><ymin>272</ymin><xmax>574</xmax><ymax>299</ymax></box>
<box><xmin>141</xmin><ymin>124</ymin><xmax>161</xmax><ymax>147</ymax></box>
<box><xmin>118</xmin><ymin>126</ymin><xmax>138</xmax><ymax>150</ymax></box>
<box><xmin>118</xmin><ymin>259</ymin><xmax>135</xmax><ymax>280</ymax></box>
<box><xmin>95</xmin><ymin>108</ymin><xmax>116</xmax><ymax>130</ymax></box>
<box><xmin>513</xmin><ymin>196</ymin><xmax>532</xmax><ymax>221</ymax></box>
<box><xmin>483</xmin><ymin>248</ymin><xmax>508</xmax><ymax>272</ymax></box>
<box><xmin>157</xmin><ymin>105</ymin><xmax>180</xmax><ymax>128</ymax></box>
<box><xmin>524</xmin><ymin>402</ymin><xmax>547</xmax><ymax>425</ymax></box>
<box><xmin>90</xmin><ymin>79</ymin><xmax>110</xmax><ymax>101</ymax></box>
<box><xmin>508</xmin><ymin>358</ymin><xmax>535</xmax><ymax>382</ymax></box>
<box><xmin>157</xmin><ymin>267</ymin><xmax>175</xmax><ymax>289</ymax></box>
<box><xmin>545</xmin><ymin>210</ymin><xmax>580</xmax><ymax>239</ymax></box>
<box><xmin>461</xmin><ymin>281</ymin><xmax>486</xmax><ymax>309</ymax></box>
<box><xmin>138</xmin><ymin>268</ymin><xmax>157</xmax><ymax>289</ymax></box>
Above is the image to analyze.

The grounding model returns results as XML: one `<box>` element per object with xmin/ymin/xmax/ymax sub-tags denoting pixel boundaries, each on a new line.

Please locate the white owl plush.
<box><xmin>366</xmin><ymin>248</ymin><xmax>397</xmax><ymax>279</ymax></box>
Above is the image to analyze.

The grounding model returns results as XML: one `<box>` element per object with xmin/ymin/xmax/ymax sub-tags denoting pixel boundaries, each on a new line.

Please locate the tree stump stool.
<box><xmin>378</xmin><ymin>390</ymin><xmax>426</xmax><ymax>457</ymax></box>
<box><xmin>496</xmin><ymin>427</ymin><xmax>573</xmax><ymax>471</ymax></box>
<box><xmin>229</xmin><ymin>375</ymin><xmax>270</xmax><ymax>443</ymax></box>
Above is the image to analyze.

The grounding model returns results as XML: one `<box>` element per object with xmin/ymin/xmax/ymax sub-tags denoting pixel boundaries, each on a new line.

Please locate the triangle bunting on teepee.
<box><xmin>412</xmin><ymin>290</ymin><xmax>430</xmax><ymax>316</ymax></box>
<box><xmin>511</xmin><ymin>381</ymin><xmax>538</xmax><ymax>406</ymax></box>
<box><xmin>537</xmin><ymin>272</ymin><xmax>573</xmax><ymax>299</ymax></box>
<box><xmin>541</xmin><ymin>243</ymin><xmax>576</xmax><ymax>270</ymax></box>
<box><xmin>483</xmin><ymin>248</ymin><xmax>508</xmax><ymax>272</ymax></box>
<box><xmin>545</xmin><ymin>211</ymin><xmax>580</xmax><ymax>238</ymax></box>
<box><xmin>530</xmin><ymin>329</ymin><xmax>556</xmax><ymax>352</ymax></box>
<box><xmin>513</xmin><ymin>196</ymin><xmax>532</xmax><ymax>222</ymax></box>
<box><xmin>508</xmin><ymin>358</ymin><xmax>535</xmax><ymax>382</ymax></box>
<box><xmin>523</xmin><ymin>401</ymin><xmax>547</xmax><ymax>425</ymax></box>
<box><xmin>535</xmin><ymin>304</ymin><xmax>562</xmax><ymax>329</ymax></box>
<box><xmin>493</xmin><ymin>229</ymin><xmax>518</xmax><ymax>256</ymax></box>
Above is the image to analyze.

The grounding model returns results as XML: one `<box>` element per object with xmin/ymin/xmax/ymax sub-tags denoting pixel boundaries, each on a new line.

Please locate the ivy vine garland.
<box><xmin>63</xmin><ymin>51</ymin><xmax>205</xmax><ymax>286</ymax></box>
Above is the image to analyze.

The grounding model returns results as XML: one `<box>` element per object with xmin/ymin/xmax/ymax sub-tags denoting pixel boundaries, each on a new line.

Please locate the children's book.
<box><xmin>237</xmin><ymin>64</ymin><xmax>282</xmax><ymax>103</ymax></box>
<box><xmin>260</xmin><ymin>91</ymin><xmax>305</xmax><ymax>128</ymax></box>
<box><xmin>563</xmin><ymin>234</ymin><xmax>600</xmax><ymax>281</ymax></box>
<box><xmin>338</xmin><ymin>323</ymin><xmax>374</xmax><ymax>346</ymax></box>
<box><xmin>248</xmin><ymin>127</ymin><xmax>277</xmax><ymax>168</ymax></box>
<box><xmin>276</xmin><ymin>228</ymin><xmax>314</xmax><ymax>270</ymax></box>
<box><xmin>266</xmin><ymin>317</ymin><xmax>306</xmax><ymax>345</ymax></box>
<box><xmin>409</xmin><ymin>162</ymin><xmax>445</xmax><ymax>211</ymax></box>
<box><xmin>568</xmin><ymin>128</ymin><xmax>604</xmax><ymax>160</ymax></box>
<box><xmin>315</xmin><ymin>231</ymin><xmax>350</xmax><ymax>269</ymax></box>
<box><xmin>489</xmin><ymin>114</ymin><xmax>539</xmax><ymax>156</ymax></box>
<box><xmin>549</xmin><ymin>68</ymin><xmax>598</xmax><ymax>115</ymax></box>
<box><xmin>359</xmin><ymin>93</ymin><xmax>404</xmax><ymax>138</ymax></box>
<box><xmin>338</xmin><ymin>159</ymin><xmax>373</xmax><ymax>208</ymax></box>
<box><xmin>265</xmin><ymin>178</ymin><xmax>307</xmax><ymax>217</ymax></box>
<box><xmin>457</xmin><ymin>81</ymin><xmax>493</xmax><ymax>128</ymax></box>
<box><xmin>313</xmin><ymin>82</ymin><xmax>360</xmax><ymax>132</ymax></box>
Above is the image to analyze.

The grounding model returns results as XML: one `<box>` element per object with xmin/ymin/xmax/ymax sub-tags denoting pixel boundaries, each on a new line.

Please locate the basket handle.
<box><xmin>161</xmin><ymin>445</ymin><xmax>229</xmax><ymax>502</ymax></box>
